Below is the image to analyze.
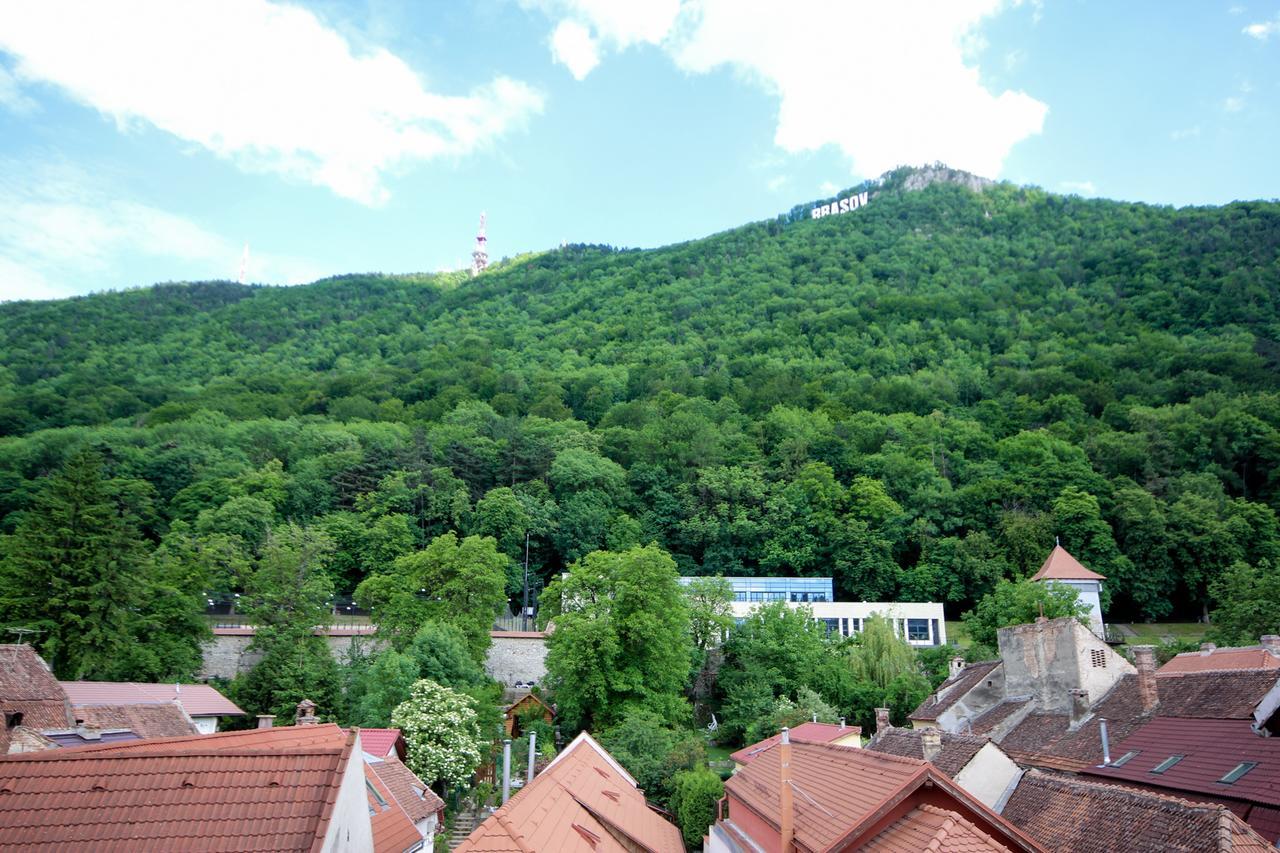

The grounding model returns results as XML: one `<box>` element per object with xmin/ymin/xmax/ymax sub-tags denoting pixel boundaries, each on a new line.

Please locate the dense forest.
<box><xmin>3</xmin><ymin>166</ymin><xmax>1280</xmax><ymax>638</ymax></box>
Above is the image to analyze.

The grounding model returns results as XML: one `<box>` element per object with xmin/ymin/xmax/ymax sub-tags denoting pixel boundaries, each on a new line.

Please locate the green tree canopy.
<box><xmin>961</xmin><ymin>578</ymin><xmax>1090</xmax><ymax>649</ymax></box>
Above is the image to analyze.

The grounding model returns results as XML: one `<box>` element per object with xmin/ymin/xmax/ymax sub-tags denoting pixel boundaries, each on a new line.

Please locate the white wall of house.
<box><xmin>319</xmin><ymin>733</ymin><xmax>376</xmax><ymax>853</ymax></box>
<box><xmin>729</xmin><ymin>601</ymin><xmax>948</xmax><ymax>646</ymax></box>
<box><xmin>1040</xmin><ymin>579</ymin><xmax>1104</xmax><ymax>637</ymax></box>
<box><xmin>191</xmin><ymin>716</ymin><xmax>218</xmax><ymax>734</ymax></box>
<box><xmin>952</xmin><ymin>742</ymin><xmax>1021</xmax><ymax>809</ymax></box>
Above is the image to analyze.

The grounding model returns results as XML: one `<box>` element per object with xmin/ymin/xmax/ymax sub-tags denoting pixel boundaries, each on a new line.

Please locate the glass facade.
<box><xmin>678</xmin><ymin>576</ymin><xmax>833</xmax><ymax>603</ymax></box>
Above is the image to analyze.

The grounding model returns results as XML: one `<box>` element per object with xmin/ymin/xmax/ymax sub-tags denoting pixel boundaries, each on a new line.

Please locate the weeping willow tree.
<box><xmin>847</xmin><ymin>614</ymin><xmax>918</xmax><ymax>690</ymax></box>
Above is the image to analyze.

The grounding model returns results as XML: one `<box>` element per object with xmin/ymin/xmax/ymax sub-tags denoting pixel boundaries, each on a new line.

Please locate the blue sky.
<box><xmin>0</xmin><ymin>1</ymin><xmax>1277</xmax><ymax>301</ymax></box>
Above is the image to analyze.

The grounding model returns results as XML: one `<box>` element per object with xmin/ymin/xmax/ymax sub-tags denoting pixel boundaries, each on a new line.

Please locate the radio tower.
<box><xmin>471</xmin><ymin>213</ymin><xmax>488</xmax><ymax>277</ymax></box>
<box><xmin>238</xmin><ymin>243</ymin><xmax>249</xmax><ymax>285</ymax></box>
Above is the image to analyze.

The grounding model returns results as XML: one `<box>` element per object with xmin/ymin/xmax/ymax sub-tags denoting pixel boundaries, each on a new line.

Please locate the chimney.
<box><xmin>1262</xmin><ymin>636</ymin><xmax>1280</xmax><ymax>656</ymax></box>
<box><xmin>501</xmin><ymin>738</ymin><xmax>512</xmax><ymax>804</ymax></box>
<box><xmin>839</xmin><ymin>717</ymin><xmax>846</xmax><ymax>730</ymax></box>
<box><xmin>256</xmin><ymin>714</ymin><xmax>275</xmax><ymax>729</ymax></box>
<box><xmin>920</xmin><ymin>728</ymin><xmax>942</xmax><ymax>763</ymax></box>
<box><xmin>812</xmin><ymin>712</ymin><xmax>818</xmax><ymax>723</ymax></box>
<box><xmin>1068</xmin><ymin>688</ymin><xmax>1090</xmax><ymax>729</ymax></box>
<box><xmin>1132</xmin><ymin>645</ymin><xmax>1158</xmax><ymax>713</ymax></box>
<box><xmin>294</xmin><ymin>699</ymin><xmax>318</xmax><ymax>726</ymax></box>
<box><xmin>1099</xmin><ymin>718</ymin><xmax>1111</xmax><ymax>765</ymax></box>
<box><xmin>1200</xmin><ymin>642</ymin><xmax>1217</xmax><ymax>656</ymax></box>
<box><xmin>875</xmin><ymin>708</ymin><xmax>892</xmax><ymax>737</ymax></box>
<box><xmin>779</xmin><ymin>728</ymin><xmax>794</xmax><ymax>853</ymax></box>
<box><xmin>949</xmin><ymin>656</ymin><xmax>966</xmax><ymax>680</ymax></box>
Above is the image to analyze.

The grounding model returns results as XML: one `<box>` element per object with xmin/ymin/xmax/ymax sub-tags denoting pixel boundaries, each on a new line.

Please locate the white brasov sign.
<box><xmin>811</xmin><ymin>191</ymin><xmax>869</xmax><ymax>219</ymax></box>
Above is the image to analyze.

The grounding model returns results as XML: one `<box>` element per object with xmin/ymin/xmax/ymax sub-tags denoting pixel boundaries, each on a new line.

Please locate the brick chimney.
<box><xmin>920</xmin><ymin>728</ymin><xmax>942</xmax><ymax>763</ymax></box>
<box><xmin>949</xmin><ymin>656</ymin><xmax>966</xmax><ymax>680</ymax></box>
<box><xmin>256</xmin><ymin>714</ymin><xmax>275</xmax><ymax>729</ymax></box>
<box><xmin>875</xmin><ymin>708</ymin><xmax>892</xmax><ymax>737</ymax></box>
<box><xmin>779</xmin><ymin>728</ymin><xmax>794</xmax><ymax>853</ymax></box>
<box><xmin>295</xmin><ymin>699</ymin><xmax>319</xmax><ymax>726</ymax></box>
<box><xmin>1068</xmin><ymin>688</ymin><xmax>1090</xmax><ymax>729</ymax></box>
<box><xmin>1132</xmin><ymin>646</ymin><xmax>1158</xmax><ymax>713</ymax></box>
<box><xmin>1262</xmin><ymin>635</ymin><xmax>1280</xmax><ymax>657</ymax></box>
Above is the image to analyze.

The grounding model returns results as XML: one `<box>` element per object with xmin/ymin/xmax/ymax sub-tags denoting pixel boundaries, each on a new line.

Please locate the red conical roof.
<box><xmin>1030</xmin><ymin>545</ymin><xmax>1106</xmax><ymax>581</ymax></box>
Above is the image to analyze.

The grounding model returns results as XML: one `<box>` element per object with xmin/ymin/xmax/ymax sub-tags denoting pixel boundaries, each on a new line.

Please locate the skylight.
<box><xmin>1110</xmin><ymin>751</ymin><xmax>1139</xmax><ymax>767</ymax></box>
<box><xmin>1218</xmin><ymin>762</ymin><xmax>1257</xmax><ymax>784</ymax></box>
<box><xmin>1150</xmin><ymin>754</ymin><xmax>1185</xmax><ymax>774</ymax></box>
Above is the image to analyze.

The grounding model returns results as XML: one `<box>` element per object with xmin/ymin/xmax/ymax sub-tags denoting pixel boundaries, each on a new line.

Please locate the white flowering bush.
<box><xmin>391</xmin><ymin>679</ymin><xmax>484</xmax><ymax>788</ymax></box>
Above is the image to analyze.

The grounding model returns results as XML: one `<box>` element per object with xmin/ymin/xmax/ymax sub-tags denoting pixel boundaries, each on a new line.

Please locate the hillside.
<box><xmin>3</xmin><ymin>166</ymin><xmax>1280</xmax><ymax>623</ymax></box>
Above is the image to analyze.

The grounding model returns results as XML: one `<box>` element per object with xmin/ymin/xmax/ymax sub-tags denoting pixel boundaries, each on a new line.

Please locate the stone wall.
<box><xmin>484</xmin><ymin>632</ymin><xmax>548</xmax><ymax>686</ymax></box>
<box><xmin>202</xmin><ymin>628</ymin><xmax>546</xmax><ymax>687</ymax></box>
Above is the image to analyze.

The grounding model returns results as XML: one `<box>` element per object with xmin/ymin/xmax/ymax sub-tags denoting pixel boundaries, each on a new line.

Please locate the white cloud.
<box><xmin>1059</xmin><ymin>180</ymin><xmax>1096</xmax><ymax>195</ymax></box>
<box><xmin>0</xmin><ymin>63</ymin><xmax>37</xmax><ymax>113</ymax></box>
<box><xmin>1170</xmin><ymin>125</ymin><xmax>1201</xmax><ymax>140</ymax></box>
<box><xmin>551</xmin><ymin>20</ymin><xmax>601</xmax><ymax>79</ymax></box>
<box><xmin>530</xmin><ymin>0</ymin><xmax>682</xmax><ymax>78</ymax></box>
<box><xmin>0</xmin><ymin>160</ymin><xmax>321</xmax><ymax>302</ymax></box>
<box><xmin>0</xmin><ymin>1</ymin><xmax>544</xmax><ymax>205</ymax></box>
<box><xmin>1224</xmin><ymin>95</ymin><xmax>1246</xmax><ymax>111</ymax></box>
<box><xmin>819</xmin><ymin>180</ymin><xmax>839</xmax><ymax>195</ymax></box>
<box><xmin>1243</xmin><ymin>16</ymin><xmax>1280</xmax><ymax>39</ymax></box>
<box><xmin>666</xmin><ymin>1</ymin><xmax>1047</xmax><ymax>180</ymax></box>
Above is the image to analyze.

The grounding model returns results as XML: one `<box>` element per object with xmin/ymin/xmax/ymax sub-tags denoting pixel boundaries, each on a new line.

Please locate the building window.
<box><xmin>849</xmin><ymin>618</ymin><xmax>862</xmax><ymax>634</ymax></box>
<box><xmin>811</xmin><ymin>593</ymin><xmax>828</xmax><ymax>602</ymax></box>
<box><xmin>1110</xmin><ymin>751</ymin><xmax>1139</xmax><ymax>767</ymax></box>
<box><xmin>734</xmin><ymin>591</ymin><xmax>748</xmax><ymax>602</ymax></box>
<box><xmin>1218</xmin><ymin>762</ymin><xmax>1257</xmax><ymax>784</ymax></box>
<box><xmin>906</xmin><ymin>619</ymin><xmax>929</xmax><ymax>642</ymax></box>
<box><xmin>930</xmin><ymin>619</ymin><xmax>941</xmax><ymax>645</ymax></box>
<box><xmin>1090</xmin><ymin>649</ymin><xmax>1107</xmax><ymax>668</ymax></box>
<box><xmin>1150</xmin><ymin>755</ymin><xmax>1185</xmax><ymax>774</ymax></box>
<box><xmin>750</xmin><ymin>592</ymin><xmax>764</xmax><ymax>602</ymax></box>
<box><xmin>820</xmin><ymin>618</ymin><xmax>840</xmax><ymax>635</ymax></box>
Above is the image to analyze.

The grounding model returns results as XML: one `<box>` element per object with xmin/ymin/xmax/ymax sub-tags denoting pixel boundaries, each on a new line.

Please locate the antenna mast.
<box><xmin>471</xmin><ymin>213</ymin><xmax>488</xmax><ymax>277</ymax></box>
<box><xmin>238</xmin><ymin>243</ymin><xmax>249</xmax><ymax>285</ymax></box>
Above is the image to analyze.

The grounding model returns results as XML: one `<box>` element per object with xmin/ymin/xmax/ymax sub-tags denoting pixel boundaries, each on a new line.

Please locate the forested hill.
<box><xmin>3</xmin><ymin>167</ymin><xmax>1280</xmax><ymax>624</ymax></box>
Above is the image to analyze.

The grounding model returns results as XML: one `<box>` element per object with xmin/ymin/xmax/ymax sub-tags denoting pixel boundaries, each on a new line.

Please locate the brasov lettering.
<box><xmin>811</xmin><ymin>191</ymin><xmax>869</xmax><ymax>219</ymax></box>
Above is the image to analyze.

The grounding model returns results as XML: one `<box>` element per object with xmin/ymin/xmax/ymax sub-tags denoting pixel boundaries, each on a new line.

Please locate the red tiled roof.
<box><xmin>366</xmin><ymin>761</ymin><xmax>423</xmax><ymax>853</ymax></box>
<box><xmin>455</xmin><ymin>731</ymin><xmax>684</xmax><ymax>852</ymax></box>
<box><xmin>969</xmin><ymin>699</ymin><xmax>1031</xmax><ymax>735</ymax></box>
<box><xmin>1155</xmin><ymin>670</ymin><xmax>1280</xmax><ymax>718</ymax></box>
<box><xmin>1030</xmin><ymin>545</ymin><xmax>1105</xmax><ymax>581</ymax></box>
<box><xmin>863</xmin><ymin>803</ymin><xmax>1011</xmax><ymax>852</ymax></box>
<box><xmin>729</xmin><ymin>721</ymin><xmax>860</xmax><ymax>765</ymax></box>
<box><xmin>1160</xmin><ymin>646</ymin><xmax>1280</xmax><ymax>675</ymax></box>
<box><xmin>1001</xmin><ymin>769</ymin><xmax>1274</xmax><ymax>852</ymax></box>
<box><xmin>60</xmin><ymin>680</ymin><xmax>244</xmax><ymax>717</ymax></box>
<box><xmin>359</xmin><ymin>728</ymin><xmax>403</xmax><ymax>759</ymax></box>
<box><xmin>910</xmin><ymin>661</ymin><xmax>1002</xmax><ymax>721</ymax></box>
<box><xmin>370</xmin><ymin>755</ymin><xmax>443</xmax><ymax>824</ymax></box>
<box><xmin>0</xmin><ymin>645</ymin><xmax>74</xmax><ymax>753</ymax></box>
<box><xmin>0</xmin><ymin>725</ymin><xmax>357</xmax><ymax>852</ymax></box>
<box><xmin>72</xmin><ymin>703</ymin><xmax>199</xmax><ymax>739</ymax></box>
<box><xmin>868</xmin><ymin>730</ymin><xmax>988</xmax><ymax>777</ymax></box>
<box><xmin>725</xmin><ymin>741</ymin><xmax>1043</xmax><ymax>852</ymax></box>
<box><xmin>1082</xmin><ymin>717</ymin><xmax>1280</xmax><ymax>840</ymax></box>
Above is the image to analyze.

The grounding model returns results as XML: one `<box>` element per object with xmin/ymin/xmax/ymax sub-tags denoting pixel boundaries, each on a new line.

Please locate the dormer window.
<box><xmin>1110</xmin><ymin>751</ymin><xmax>1139</xmax><ymax>767</ymax></box>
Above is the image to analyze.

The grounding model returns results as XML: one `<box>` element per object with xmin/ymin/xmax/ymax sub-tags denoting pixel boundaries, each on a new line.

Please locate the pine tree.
<box><xmin>0</xmin><ymin>449</ymin><xmax>202</xmax><ymax>679</ymax></box>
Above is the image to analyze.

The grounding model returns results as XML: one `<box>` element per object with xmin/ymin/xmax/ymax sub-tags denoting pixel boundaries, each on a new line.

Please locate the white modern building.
<box><xmin>678</xmin><ymin>576</ymin><xmax>946</xmax><ymax>647</ymax></box>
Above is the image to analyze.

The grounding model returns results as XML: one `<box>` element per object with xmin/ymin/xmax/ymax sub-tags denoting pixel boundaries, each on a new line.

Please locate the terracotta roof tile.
<box><xmin>728</xmin><ymin>721</ymin><xmax>861</xmax><ymax>765</ymax></box>
<box><xmin>868</xmin><ymin>729</ymin><xmax>988</xmax><ymax>777</ymax></box>
<box><xmin>60</xmin><ymin>681</ymin><xmax>244</xmax><ymax>717</ymax></box>
<box><xmin>1029</xmin><ymin>546</ymin><xmax>1106</xmax><ymax>581</ymax></box>
<box><xmin>366</xmin><ymin>761</ymin><xmax>424</xmax><ymax>853</ymax></box>
<box><xmin>455</xmin><ymin>732</ymin><xmax>683</xmax><ymax>852</ymax></box>
<box><xmin>1155</xmin><ymin>670</ymin><xmax>1280</xmax><ymax>718</ymax></box>
<box><xmin>1001</xmin><ymin>768</ymin><xmax>1274</xmax><ymax>852</ymax></box>
<box><xmin>1082</xmin><ymin>717</ymin><xmax>1280</xmax><ymax>841</ymax></box>
<box><xmin>1160</xmin><ymin>646</ymin><xmax>1280</xmax><ymax>675</ymax></box>
<box><xmin>359</xmin><ymin>728</ymin><xmax>403</xmax><ymax>759</ymax></box>
<box><xmin>911</xmin><ymin>661</ymin><xmax>1002</xmax><ymax>721</ymax></box>
<box><xmin>370</xmin><ymin>755</ymin><xmax>443</xmax><ymax>824</ymax></box>
<box><xmin>0</xmin><ymin>646</ymin><xmax>65</xmax><ymax>703</ymax></box>
<box><xmin>970</xmin><ymin>700</ymin><xmax>1031</xmax><ymax>735</ymax></box>
<box><xmin>0</xmin><ymin>726</ymin><xmax>355</xmax><ymax>851</ymax></box>
<box><xmin>72</xmin><ymin>703</ymin><xmax>200</xmax><ymax>739</ymax></box>
<box><xmin>863</xmin><ymin>803</ymin><xmax>1010</xmax><ymax>852</ymax></box>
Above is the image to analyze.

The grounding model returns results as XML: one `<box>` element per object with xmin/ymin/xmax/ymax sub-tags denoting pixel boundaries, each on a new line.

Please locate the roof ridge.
<box><xmin>0</xmin><ymin>745</ymin><xmax>346</xmax><ymax>761</ymax></box>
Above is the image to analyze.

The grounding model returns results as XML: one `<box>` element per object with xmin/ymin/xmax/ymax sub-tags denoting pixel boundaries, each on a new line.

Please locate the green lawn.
<box><xmin>1113</xmin><ymin>622</ymin><xmax>1208</xmax><ymax>646</ymax></box>
<box><xmin>705</xmin><ymin>743</ymin><xmax>733</xmax><ymax>763</ymax></box>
